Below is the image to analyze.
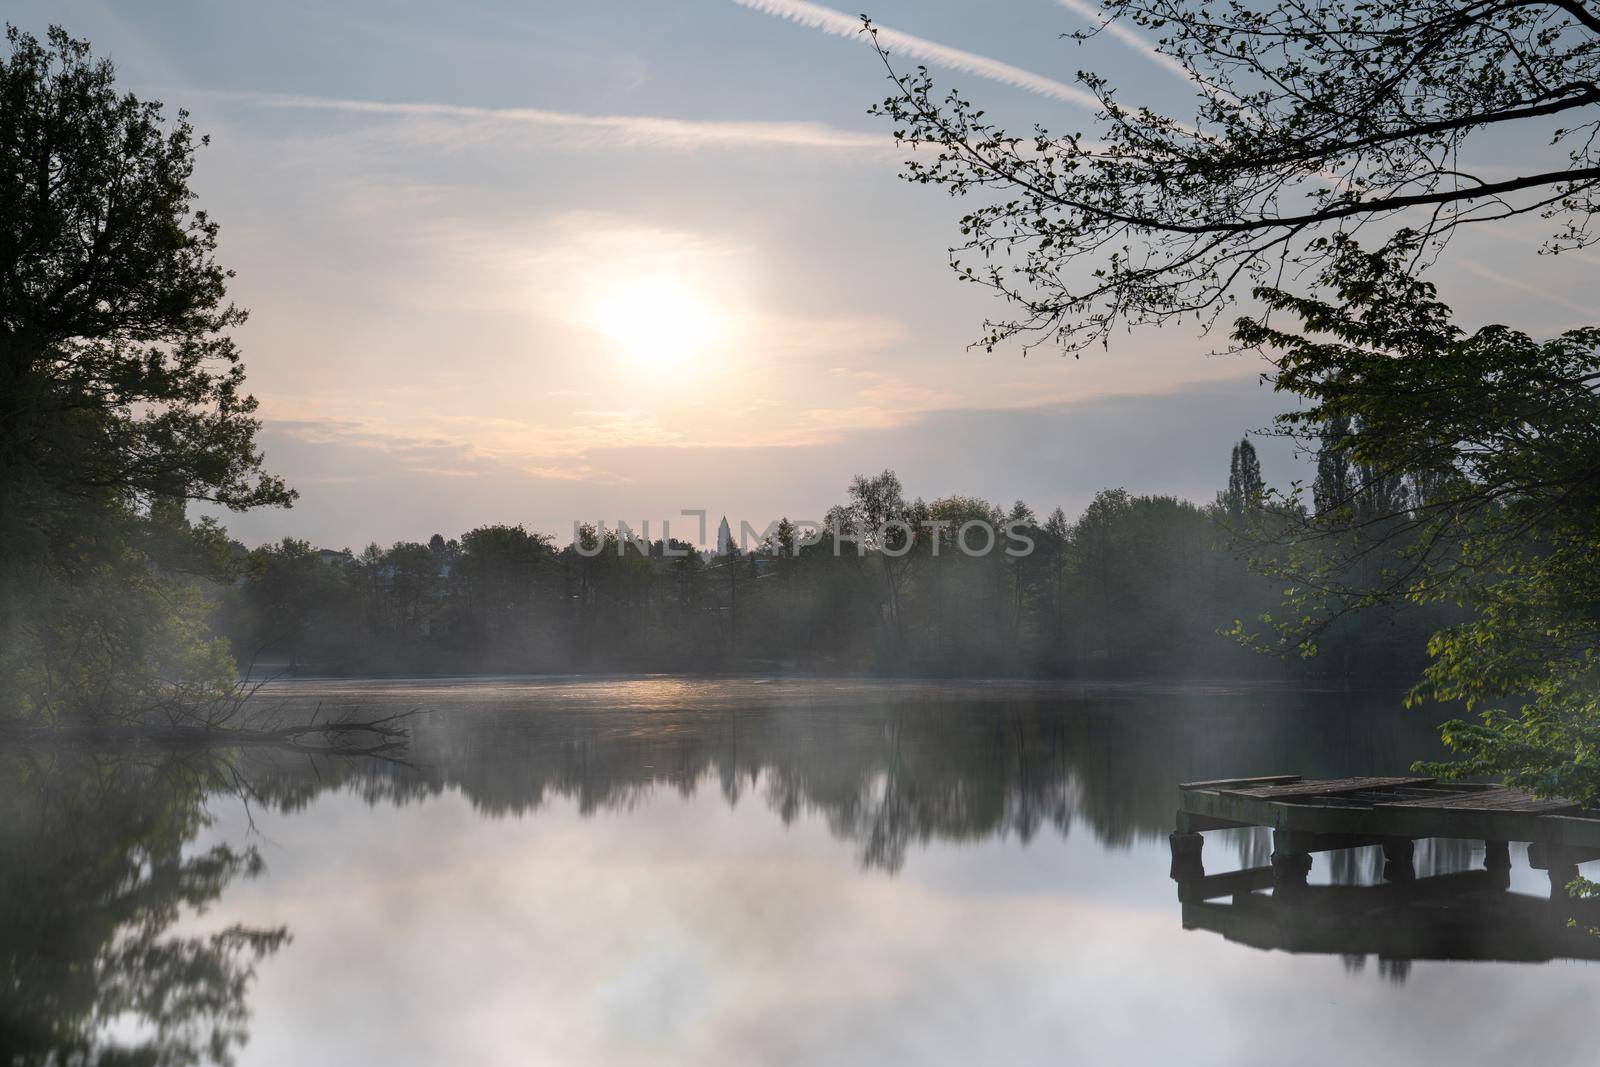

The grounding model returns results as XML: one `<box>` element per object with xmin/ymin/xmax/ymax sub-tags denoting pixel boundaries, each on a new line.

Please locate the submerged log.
<box><xmin>0</xmin><ymin>715</ymin><xmax>412</xmax><ymax>758</ymax></box>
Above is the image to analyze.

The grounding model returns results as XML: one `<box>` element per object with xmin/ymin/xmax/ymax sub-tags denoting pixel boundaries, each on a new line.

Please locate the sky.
<box><xmin>13</xmin><ymin>0</ymin><xmax>1599</xmax><ymax>548</ymax></box>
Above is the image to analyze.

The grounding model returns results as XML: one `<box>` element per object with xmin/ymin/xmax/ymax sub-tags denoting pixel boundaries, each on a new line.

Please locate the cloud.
<box><xmin>730</xmin><ymin>0</ymin><xmax>1103</xmax><ymax>110</ymax></box>
<box><xmin>364</xmin><ymin>210</ymin><xmax>749</xmax><ymax>316</ymax></box>
<box><xmin>196</xmin><ymin>89</ymin><xmax>889</xmax><ymax>151</ymax></box>
<box><xmin>209</xmin><ymin>373</ymin><xmax>1296</xmax><ymax>549</ymax></box>
<box><xmin>267</xmin><ymin>418</ymin><xmax>576</xmax><ymax>477</ymax></box>
<box><xmin>1053</xmin><ymin>0</ymin><xmax>1193</xmax><ymax>83</ymax></box>
<box><xmin>265</xmin><ymin>406</ymin><xmax>683</xmax><ymax>473</ymax></box>
<box><xmin>1457</xmin><ymin>259</ymin><xmax>1600</xmax><ymax>321</ymax></box>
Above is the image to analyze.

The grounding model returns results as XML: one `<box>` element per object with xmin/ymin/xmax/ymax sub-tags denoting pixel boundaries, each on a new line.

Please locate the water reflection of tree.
<box><xmin>1325</xmin><ymin>839</ymin><xmax>1476</xmax><ymax>885</ymax></box>
<box><xmin>0</xmin><ymin>750</ymin><xmax>287</xmax><ymax>1067</ymax></box>
<box><xmin>1340</xmin><ymin>955</ymin><xmax>1412</xmax><ymax>984</ymax></box>
<box><xmin>252</xmin><ymin>687</ymin><xmax>1451</xmax><ymax>872</ymax></box>
<box><xmin>0</xmin><ymin>687</ymin><xmax>1489</xmax><ymax>1063</ymax></box>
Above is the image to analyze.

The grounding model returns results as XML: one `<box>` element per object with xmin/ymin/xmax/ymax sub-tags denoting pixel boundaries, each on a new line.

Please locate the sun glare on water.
<box><xmin>590</xmin><ymin>276</ymin><xmax>721</xmax><ymax>373</ymax></box>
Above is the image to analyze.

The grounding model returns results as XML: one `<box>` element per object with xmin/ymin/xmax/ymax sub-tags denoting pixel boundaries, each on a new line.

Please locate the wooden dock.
<box><xmin>1169</xmin><ymin>774</ymin><xmax>1600</xmax><ymax>964</ymax></box>
<box><xmin>1174</xmin><ymin>775</ymin><xmax>1600</xmax><ymax>872</ymax></box>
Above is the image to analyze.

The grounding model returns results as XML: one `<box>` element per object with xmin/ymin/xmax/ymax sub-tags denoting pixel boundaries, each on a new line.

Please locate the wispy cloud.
<box><xmin>1458</xmin><ymin>259</ymin><xmax>1600</xmax><ymax>321</ymax></box>
<box><xmin>264</xmin><ymin>399</ymin><xmax>689</xmax><ymax>464</ymax></box>
<box><xmin>731</xmin><ymin>0</ymin><xmax>1102</xmax><ymax>110</ymax></box>
<box><xmin>267</xmin><ymin>416</ymin><xmax>630</xmax><ymax>483</ymax></box>
<box><xmin>198</xmin><ymin>89</ymin><xmax>888</xmax><ymax>151</ymax></box>
<box><xmin>1053</xmin><ymin>0</ymin><xmax>1193</xmax><ymax>82</ymax></box>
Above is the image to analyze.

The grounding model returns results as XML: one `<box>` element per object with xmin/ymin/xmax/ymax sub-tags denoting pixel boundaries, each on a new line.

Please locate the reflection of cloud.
<box><xmin>190</xmin><ymin>678</ymin><xmax>1596</xmax><ymax>1067</ymax></box>
<box><xmin>732</xmin><ymin>0</ymin><xmax>1102</xmax><ymax>109</ymax></box>
<box><xmin>197</xmin><ymin>89</ymin><xmax>889</xmax><ymax>151</ymax></box>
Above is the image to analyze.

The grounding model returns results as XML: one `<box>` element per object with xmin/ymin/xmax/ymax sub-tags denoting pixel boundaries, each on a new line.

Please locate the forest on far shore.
<box><xmin>215</xmin><ymin>437</ymin><xmax>1453</xmax><ymax>681</ymax></box>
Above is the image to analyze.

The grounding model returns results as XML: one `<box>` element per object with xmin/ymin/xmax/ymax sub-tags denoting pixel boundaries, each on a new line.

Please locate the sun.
<box><xmin>590</xmin><ymin>276</ymin><xmax>719</xmax><ymax>372</ymax></box>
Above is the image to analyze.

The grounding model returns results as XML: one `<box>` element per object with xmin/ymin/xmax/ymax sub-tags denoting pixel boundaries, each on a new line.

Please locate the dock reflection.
<box><xmin>1171</xmin><ymin>832</ymin><xmax>1600</xmax><ymax>970</ymax></box>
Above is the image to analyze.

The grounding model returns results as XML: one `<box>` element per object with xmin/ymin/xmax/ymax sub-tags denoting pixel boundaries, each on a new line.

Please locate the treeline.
<box><xmin>215</xmin><ymin>440</ymin><xmax>1449</xmax><ymax>680</ymax></box>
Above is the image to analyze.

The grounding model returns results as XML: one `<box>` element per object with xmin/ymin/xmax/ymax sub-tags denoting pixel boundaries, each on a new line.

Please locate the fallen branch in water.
<box><xmin>0</xmin><ymin>713</ymin><xmax>414</xmax><ymax>760</ymax></box>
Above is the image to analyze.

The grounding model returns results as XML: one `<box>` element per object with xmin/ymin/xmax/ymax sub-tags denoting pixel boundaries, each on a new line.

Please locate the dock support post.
<box><xmin>1483</xmin><ymin>840</ymin><xmax>1512</xmax><ymax>889</ymax></box>
<box><xmin>1270</xmin><ymin>829</ymin><xmax>1311</xmax><ymax>893</ymax></box>
<box><xmin>1271</xmin><ymin>851</ymin><xmax>1311</xmax><ymax>892</ymax></box>
<box><xmin>1528</xmin><ymin>842</ymin><xmax>1585</xmax><ymax>899</ymax></box>
<box><xmin>1169</xmin><ymin>830</ymin><xmax>1205</xmax><ymax>881</ymax></box>
<box><xmin>1381</xmin><ymin>839</ymin><xmax>1415</xmax><ymax>882</ymax></box>
<box><xmin>1546</xmin><ymin>847</ymin><xmax>1580</xmax><ymax>901</ymax></box>
<box><xmin>1270</xmin><ymin>849</ymin><xmax>1312</xmax><ymax>894</ymax></box>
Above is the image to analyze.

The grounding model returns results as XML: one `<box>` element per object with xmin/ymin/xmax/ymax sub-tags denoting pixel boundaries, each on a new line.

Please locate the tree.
<box><xmin>870</xmin><ymin>0</ymin><xmax>1600</xmax><ymax>797</ymax></box>
<box><xmin>868</xmin><ymin>0</ymin><xmax>1600</xmax><ymax>350</ymax></box>
<box><xmin>1224</xmin><ymin>439</ymin><xmax>1264</xmax><ymax>516</ymax></box>
<box><xmin>0</xmin><ymin>26</ymin><xmax>290</xmax><ymax>517</ymax></box>
<box><xmin>228</xmin><ymin>539</ymin><xmax>358</xmax><ymax>667</ymax></box>
<box><xmin>0</xmin><ymin>27</ymin><xmax>289</xmax><ymax>726</ymax></box>
<box><xmin>770</xmin><ymin>517</ymin><xmax>798</xmax><ymax>557</ymax></box>
<box><xmin>1003</xmin><ymin>499</ymin><xmax>1037</xmax><ymax>643</ymax></box>
<box><xmin>1237</xmin><ymin>240</ymin><xmax>1600</xmax><ymax>798</ymax></box>
<box><xmin>1041</xmin><ymin>506</ymin><xmax>1072</xmax><ymax>651</ymax></box>
<box><xmin>1069</xmin><ymin>489</ymin><xmax>1135</xmax><ymax>664</ymax></box>
<box><xmin>380</xmin><ymin>542</ymin><xmax>439</xmax><ymax>637</ymax></box>
<box><xmin>457</xmin><ymin>525</ymin><xmax>552</xmax><ymax>647</ymax></box>
<box><xmin>1311</xmin><ymin>418</ymin><xmax>1357</xmax><ymax>517</ymax></box>
<box><xmin>828</xmin><ymin>471</ymin><xmax>920</xmax><ymax>650</ymax></box>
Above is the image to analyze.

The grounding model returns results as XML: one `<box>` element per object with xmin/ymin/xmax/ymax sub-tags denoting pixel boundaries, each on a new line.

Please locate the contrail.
<box><xmin>1458</xmin><ymin>259</ymin><xmax>1600</xmax><ymax>320</ymax></box>
<box><xmin>731</xmin><ymin>0</ymin><xmax>1103</xmax><ymax>111</ymax></box>
<box><xmin>1053</xmin><ymin>0</ymin><xmax>1193</xmax><ymax>83</ymax></box>
<box><xmin>195</xmin><ymin>90</ymin><xmax>889</xmax><ymax>151</ymax></box>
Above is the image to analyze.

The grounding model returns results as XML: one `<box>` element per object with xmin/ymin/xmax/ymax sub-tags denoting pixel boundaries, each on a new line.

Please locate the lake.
<box><xmin>5</xmin><ymin>677</ymin><xmax>1596</xmax><ymax>1065</ymax></box>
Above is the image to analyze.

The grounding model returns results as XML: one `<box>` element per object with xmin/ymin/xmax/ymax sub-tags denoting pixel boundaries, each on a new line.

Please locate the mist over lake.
<box><xmin>8</xmin><ymin>3</ymin><xmax>1600</xmax><ymax>1062</ymax></box>
<box><xmin>12</xmin><ymin>677</ymin><xmax>1594</xmax><ymax>1065</ymax></box>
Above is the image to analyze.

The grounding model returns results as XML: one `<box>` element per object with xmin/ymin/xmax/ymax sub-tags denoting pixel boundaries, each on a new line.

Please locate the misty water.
<box><xmin>10</xmin><ymin>677</ymin><xmax>1599</xmax><ymax>1065</ymax></box>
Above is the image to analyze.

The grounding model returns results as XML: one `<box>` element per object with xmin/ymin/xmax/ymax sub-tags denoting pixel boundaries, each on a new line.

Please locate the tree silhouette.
<box><xmin>1225</xmin><ymin>438</ymin><xmax>1265</xmax><ymax>515</ymax></box>
<box><xmin>869</xmin><ymin>0</ymin><xmax>1600</xmax><ymax>350</ymax></box>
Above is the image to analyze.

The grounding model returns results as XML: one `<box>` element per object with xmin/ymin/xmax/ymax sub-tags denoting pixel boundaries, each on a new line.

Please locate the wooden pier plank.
<box><xmin>1180</xmin><ymin>774</ymin><xmax>1302</xmax><ymax>791</ymax></box>
<box><xmin>1540</xmin><ymin>815</ymin><xmax>1600</xmax><ymax>850</ymax></box>
<box><xmin>1220</xmin><ymin>776</ymin><xmax>1435</xmax><ymax>800</ymax></box>
<box><xmin>1178</xmin><ymin>771</ymin><xmax>1600</xmax><ymax>847</ymax></box>
<box><xmin>1378</xmin><ymin>786</ymin><xmax>1579</xmax><ymax>815</ymax></box>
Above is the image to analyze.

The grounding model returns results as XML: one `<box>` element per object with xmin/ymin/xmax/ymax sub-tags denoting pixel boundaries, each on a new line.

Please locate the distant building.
<box><xmin>716</xmin><ymin>516</ymin><xmax>734</xmax><ymax>556</ymax></box>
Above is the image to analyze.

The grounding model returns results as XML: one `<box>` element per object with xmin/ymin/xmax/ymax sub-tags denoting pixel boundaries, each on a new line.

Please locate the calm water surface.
<box><xmin>7</xmin><ymin>677</ymin><xmax>1596</xmax><ymax>1065</ymax></box>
